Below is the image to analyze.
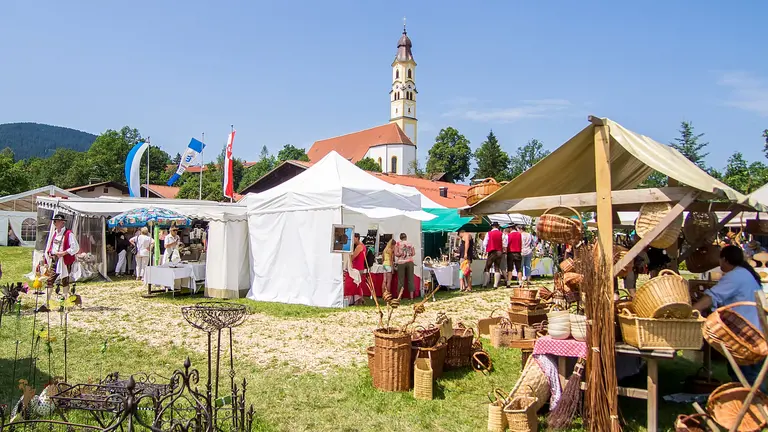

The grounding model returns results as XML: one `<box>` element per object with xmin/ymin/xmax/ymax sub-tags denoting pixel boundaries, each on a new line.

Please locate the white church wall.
<box><xmin>365</xmin><ymin>144</ymin><xmax>416</xmax><ymax>175</ymax></box>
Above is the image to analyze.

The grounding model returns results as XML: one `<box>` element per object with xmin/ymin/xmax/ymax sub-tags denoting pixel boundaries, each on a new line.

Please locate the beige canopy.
<box><xmin>466</xmin><ymin>117</ymin><xmax>766</xmax><ymax>215</ymax></box>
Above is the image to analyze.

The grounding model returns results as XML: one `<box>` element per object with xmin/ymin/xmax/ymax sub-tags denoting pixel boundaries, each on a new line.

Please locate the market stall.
<box><xmin>243</xmin><ymin>151</ymin><xmax>434</xmax><ymax>308</ymax></box>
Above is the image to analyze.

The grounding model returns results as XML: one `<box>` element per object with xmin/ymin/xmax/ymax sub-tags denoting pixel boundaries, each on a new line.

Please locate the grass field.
<box><xmin>0</xmin><ymin>247</ymin><xmax>725</xmax><ymax>431</ymax></box>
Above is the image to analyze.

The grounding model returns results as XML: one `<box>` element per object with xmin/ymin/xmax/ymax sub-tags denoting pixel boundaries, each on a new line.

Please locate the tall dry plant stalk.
<box><xmin>576</xmin><ymin>243</ymin><xmax>621</xmax><ymax>432</ymax></box>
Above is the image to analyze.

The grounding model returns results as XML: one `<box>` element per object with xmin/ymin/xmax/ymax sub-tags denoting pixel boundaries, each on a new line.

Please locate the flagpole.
<box><xmin>199</xmin><ymin>132</ymin><xmax>205</xmax><ymax>200</ymax></box>
<box><xmin>145</xmin><ymin>137</ymin><xmax>150</xmax><ymax>198</ymax></box>
<box><xmin>230</xmin><ymin>125</ymin><xmax>234</xmax><ymax>203</ymax></box>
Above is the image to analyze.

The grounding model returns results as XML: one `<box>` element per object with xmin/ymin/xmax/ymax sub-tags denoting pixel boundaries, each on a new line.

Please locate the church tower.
<box><xmin>390</xmin><ymin>23</ymin><xmax>418</xmax><ymax>148</ymax></box>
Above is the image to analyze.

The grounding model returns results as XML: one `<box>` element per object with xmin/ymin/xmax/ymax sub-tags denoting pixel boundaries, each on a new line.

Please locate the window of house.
<box><xmin>21</xmin><ymin>218</ymin><xmax>36</xmax><ymax>242</ymax></box>
<box><xmin>407</xmin><ymin>69</ymin><xmax>412</xmax><ymax>79</ymax></box>
<box><xmin>104</xmin><ymin>187</ymin><xmax>109</xmax><ymax>193</ymax></box>
<box><xmin>390</xmin><ymin>156</ymin><xmax>397</xmax><ymax>173</ymax></box>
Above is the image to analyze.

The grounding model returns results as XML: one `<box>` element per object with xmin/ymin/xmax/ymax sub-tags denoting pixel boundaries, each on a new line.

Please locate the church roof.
<box><xmin>307</xmin><ymin>123</ymin><xmax>414</xmax><ymax>163</ymax></box>
<box><xmin>395</xmin><ymin>28</ymin><xmax>414</xmax><ymax>62</ymax></box>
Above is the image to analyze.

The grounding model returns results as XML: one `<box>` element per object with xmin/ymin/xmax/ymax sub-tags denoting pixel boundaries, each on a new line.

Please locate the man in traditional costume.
<box><xmin>43</xmin><ymin>214</ymin><xmax>79</xmax><ymax>301</ymax></box>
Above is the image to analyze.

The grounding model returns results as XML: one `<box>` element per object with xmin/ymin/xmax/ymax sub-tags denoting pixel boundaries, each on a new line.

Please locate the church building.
<box><xmin>306</xmin><ymin>25</ymin><xmax>418</xmax><ymax>175</ymax></box>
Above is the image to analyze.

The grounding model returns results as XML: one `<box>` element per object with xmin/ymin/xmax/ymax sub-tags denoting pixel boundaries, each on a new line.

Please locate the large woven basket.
<box><xmin>413</xmin><ymin>356</ymin><xmax>433</xmax><ymax>400</ymax></box>
<box><xmin>559</xmin><ymin>258</ymin><xmax>575</xmax><ymax>273</ymax></box>
<box><xmin>503</xmin><ymin>393</ymin><xmax>538</xmax><ymax>432</ymax></box>
<box><xmin>706</xmin><ymin>382</ymin><xmax>768</xmax><ymax>431</ymax></box>
<box><xmin>478</xmin><ymin>309</ymin><xmax>504</xmax><ymax>337</ymax></box>
<box><xmin>412</xmin><ymin>341</ymin><xmax>447</xmax><ymax>379</ymax></box>
<box><xmin>467</xmin><ymin>178</ymin><xmax>501</xmax><ymax>206</ymax></box>
<box><xmin>445</xmin><ymin>325</ymin><xmax>475</xmax><ymax>369</ymax></box>
<box><xmin>634</xmin><ymin>269</ymin><xmax>692</xmax><ymax>319</ymax></box>
<box><xmin>702</xmin><ymin>301</ymin><xmax>768</xmax><ymax>365</ymax></box>
<box><xmin>373</xmin><ymin>327</ymin><xmax>412</xmax><ymax>392</ymax></box>
<box><xmin>563</xmin><ymin>272</ymin><xmax>583</xmax><ymax>290</ymax></box>
<box><xmin>508</xmin><ymin>305</ymin><xmax>549</xmax><ymax>326</ymax></box>
<box><xmin>683</xmin><ymin>212</ymin><xmax>717</xmax><ymax>245</ymax></box>
<box><xmin>536</xmin><ymin>206</ymin><xmax>583</xmax><ymax>244</ymax></box>
<box><xmin>488</xmin><ymin>389</ymin><xmax>510</xmax><ymax>432</ymax></box>
<box><xmin>411</xmin><ymin>325</ymin><xmax>441</xmax><ymax>348</ymax></box>
<box><xmin>618</xmin><ymin>309</ymin><xmax>704</xmax><ymax>350</ymax></box>
<box><xmin>685</xmin><ymin>244</ymin><xmax>721</xmax><ymax>274</ymax></box>
<box><xmin>490</xmin><ymin>319</ymin><xmax>521</xmax><ymax>348</ymax></box>
<box><xmin>636</xmin><ymin>202</ymin><xmax>683</xmax><ymax>249</ymax></box>
<box><xmin>509</xmin><ymin>356</ymin><xmax>550</xmax><ymax>412</ymax></box>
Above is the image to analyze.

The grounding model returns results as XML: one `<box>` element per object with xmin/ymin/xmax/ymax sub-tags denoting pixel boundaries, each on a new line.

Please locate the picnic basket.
<box><xmin>413</xmin><ymin>354</ymin><xmax>433</xmax><ymax>400</ymax></box>
<box><xmin>633</xmin><ymin>269</ymin><xmax>692</xmax><ymax>319</ymax></box>
<box><xmin>488</xmin><ymin>388</ymin><xmax>510</xmax><ymax>432</ymax></box>
<box><xmin>683</xmin><ymin>212</ymin><xmax>718</xmax><ymax>245</ymax></box>
<box><xmin>373</xmin><ymin>327</ymin><xmax>412</xmax><ymax>392</ymax></box>
<box><xmin>706</xmin><ymin>382</ymin><xmax>768</xmax><ymax>431</ymax></box>
<box><xmin>635</xmin><ymin>202</ymin><xmax>683</xmax><ymax>249</ymax></box>
<box><xmin>478</xmin><ymin>308</ymin><xmax>504</xmax><ymax>337</ymax></box>
<box><xmin>503</xmin><ymin>391</ymin><xmax>538</xmax><ymax>432</ymax></box>
<box><xmin>412</xmin><ymin>341</ymin><xmax>447</xmax><ymax>378</ymax></box>
<box><xmin>685</xmin><ymin>244</ymin><xmax>721</xmax><ymax>274</ymax></box>
<box><xmin>674</xmin><ymin>413</ymin><xmax>711</xmax><ymax>432</ymax></box>
<box><xmin>536</xmin><ymin>206</ymin><xmax>583</xmax><ymax>244</ymax></box>
<box><xmin>702</xmin><ymin>301</ymin><xmax>768</xmax><ymax>365</ymax></box>
<box><xmin>467</xmin><ymin>178</ymin><xmax>501</xmax><ymax>206</ymax></box>
<box><xmin>491</xmin><ymin>318</ymin><xmax>520</xmax><ymax>348</ymax></box>
<box><xmin>445</xmin><ymin>324</ymin><xmax>475</xmax><ymax>369</ymax></box>
<box><xmin>618</xmin><ymin>309</ymin><xmax>705</xmax><ymax>350</ymax></box>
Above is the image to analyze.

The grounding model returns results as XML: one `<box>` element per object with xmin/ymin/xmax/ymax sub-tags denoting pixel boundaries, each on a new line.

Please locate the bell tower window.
<box><xmin>407</xmin><ymin>69</ymin><xmax>412</xmax><ymax>79</ymax></box>
<box><xmin>396</xmin><ymin>69</ymin><xmax>399</xmax><ymax>79</ymax></box>
<box><xmin>390</xmin><ymin>156</ymin><xmax>398</xmax><ymax>173</ymax></box>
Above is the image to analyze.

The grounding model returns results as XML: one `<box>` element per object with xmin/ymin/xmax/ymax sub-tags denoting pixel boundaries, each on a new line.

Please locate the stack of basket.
<box><xmin>508</xmin><ymin>286</ymin><xmax>549</xmax><ymax>327</ymax></box>
<box><xmin>616</xmin><ymin>270</ymin><xmax>705</xmax><ymax>350</ymax></box>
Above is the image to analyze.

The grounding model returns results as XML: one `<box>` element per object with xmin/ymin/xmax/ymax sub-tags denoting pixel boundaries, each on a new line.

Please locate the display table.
<box><xmin>343</xmin><ymin>271</ymin><xmax>421</xmax><ymax>299</ymax></box>
<box><xmin>470</xmin><ymin>257</ymin><xmax>554</xmax><ymax>281</ymax></box>
<box><xmin>144</xmin><ymin>262</ymin><xmax>206</xmax><ymax>294</ymax></box>
<box><xmin>424</xmin><ymin>263</ymin><xmax>459</xmax><ymax>289</ymax></box>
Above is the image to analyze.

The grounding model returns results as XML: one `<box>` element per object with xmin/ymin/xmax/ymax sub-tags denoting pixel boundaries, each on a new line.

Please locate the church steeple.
<box><xmin>396</xmin><ymin>22</ymin><xmax>414</xmax><ymax>62</ymax></box>
<box><xmin>390</xmin><ymin>21</ymin><xmax>418</xmax><ymax>149</ymax></box>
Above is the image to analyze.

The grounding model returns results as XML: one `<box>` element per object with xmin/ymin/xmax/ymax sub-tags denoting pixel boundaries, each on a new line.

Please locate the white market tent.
<box><xmin>0</xmin><ymin>185</ymin><xmax>75</xmax><ymax>246</ymax></box>
<box><xmin>242</xmin><ymin>151</ymin><xmax>436</xmax><ymax>308</ymax></box>
<box><xmin>35</xmin><ymin>196</ymin><xmax>249</xmax><ymax>297</ymax></box>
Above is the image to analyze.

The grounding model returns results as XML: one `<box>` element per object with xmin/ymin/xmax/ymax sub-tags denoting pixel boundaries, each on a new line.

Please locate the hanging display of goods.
<box><xmin>491</xmin><ymin>319</ymin><xmax>519</xmax><ymax>348</ymax></box>
<box><xmin>614</xmin><ymin>289</ymin><xmax>634</xmax><ymax>316</ymax></box>
<box><xmin>569</xmin><ymin>314</ymin><xmax>587</xmax><ymax>342</ymax></box>
<box><xmin>507</xmin><ymin>304</ymin><xmax>549</xmax><ymax>326</ymax></box>
<box><xmin>563</xmin><ymin>272</ymin><xmax>584</xmax><ymax>290</ymax></box>
<box><xmin>559</xmin><ymin>258</ymin><xmax>575</xmax><ymax>273</ymax></box>
<box><xmin>674</xmin><ymin>413</ymin><xmax>711</xmax><ymax>432</ymax></box>
<box><xmin>445</xmin><ymin>324</ymin><xmax>475</xmax><ymax>369</ymax></box>
<box><xmin>503</xmin><ymin>392</ymin><xmax>538</xmax><ymax>432</ymax></box>
<box><xmin>488</xmin><ymin>388</ymin><xmax>511</xmax><ymax>432</ymax></box>
<box><xmin>466</xmin><ymin>178</ymin><xmax>501</xmax><ymax>206</ymax></box>
<box><xmin>633</xmin><ymin>269</ymin><xmax>693</xmax><ymax>319</ymax></box>
<box><xmin>373</xmin><ymin>327</ymin><xmax>412</xmax><ymax>392</ymax></box>
<box><xmin>635</xmin><ymin>202</ymin><xmax>684</xmax><ymax>249</ymax></box>
<box><xmin>706</xmin><ymin>382</ymin><xmax>768</xmax><ymax>432</ymax></box>
<box><xmin>682</xmin><ymin>211</ymin><xmax>718</xmax><ymax>245</ymax></box>
<box><xmin>435</xmin><ymin>312</ymin><xmax>453</xmax><ymax>341</ymax></box>
<box><xmin>510</xmin><ymin>286</ymin><xmax>539</xmax><ymax>301</ymax></box>
<box><xmin>745</xmin><ymin>213</ymin><xmax>768</xmax><ymax>235</ymax></box>
<box><xmin>536</xmin><ymin>206</ymin><xmax>583</xmax><ymax>244</ymax></box>
<box><xmin>477</xmin><ymin>308</ymin><xmax>504</xmax><ymax>337</ymax></box>
<box><xmin>411</xmin><ymin>325</ymin><xmax>441</xmax><ymax>348</ymax></box>
<box><xmin>702</xmin><ymin>301</ymin><xmax>768</xmax><ymax>365</ymax></box>
<box><xmin>412</xmin><ymin>341</ymin><xmax>447</xmax><ymax>379</ymax></box>
<box><xmin>684</xmin><ymin>244</ymin><xmax>721</xmax><ymax>274</ymax></box>
<box><xmin>618</xmin><ymin>309</ymin><xmax>704</xmax><ymax>350</ymax></box>
<box><xmin>413</xmin><ymin>355</ymin><xmax>434</xmax><ymax>401</ymax></box>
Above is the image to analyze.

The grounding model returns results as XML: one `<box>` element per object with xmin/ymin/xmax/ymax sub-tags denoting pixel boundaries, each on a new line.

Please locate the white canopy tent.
<box><xmin>243</xmin><ymin>151</ymin><xmax>435</xmax><ymax>308</ymax></box>
<box><xmin>0</xmin><ymin>185</ymin><xmax>75</xmax><ymax>246</ymax></box>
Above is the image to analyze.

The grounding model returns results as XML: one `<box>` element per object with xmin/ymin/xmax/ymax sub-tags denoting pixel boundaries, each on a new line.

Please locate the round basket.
<box><xmin>445</xmin><ymin>325</ymin><xmax>475</xmax><ymax>369</ymax></box>
<box><xmin>702</xmin><ymin>301</ymin><xmax>768</xmax><ymax>365</ymax></box>
<box><xmin>636</xmin><ymin>202</ymin><xmax>683</xmax><ymax>249</ymax></box>
<box><xmin>633</xmin><ymin>269</ymin><xmax>692</xmax><ymax>319</ymax></box>
<box><xmin>536</xmin><ymin>206</ymin><xmax>583</xmax><ymax>244</ymax></box>
<box><xmin>685</xmin><ymin>244</ymin><xmax>721</xmax><ymax>274</ymax></box>
<box><xmin>466</xmin><ymin>178</ymin><xmax>500</xmax><ymax>206</ymax></box>
<box><xmin>683</xmin><ymin>212</ymin><xmax>717</xmax><ymax>245</ymax></box>
<box><xmin>373</xmin><ymin>327</ymin><xmax>412</xmax><ymax>392</ymax></box>
<box><xmin>706</xmin><ymin>382</ymin><xmax>768</xmax><ymax>431</ymax></box>
<box><xmin>559</xmin><ymin>258</ymin><xmax>575</xmax><ymax>273</ymax></box>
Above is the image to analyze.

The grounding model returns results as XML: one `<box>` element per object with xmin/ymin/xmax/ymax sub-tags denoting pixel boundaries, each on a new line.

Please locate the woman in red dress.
<box><xmin>351</xmin><ymin>233</ymin><xmax>367</xmax><ymax>303</ymax></box>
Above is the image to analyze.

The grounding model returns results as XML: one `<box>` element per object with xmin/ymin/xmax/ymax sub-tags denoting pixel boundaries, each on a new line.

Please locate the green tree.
<box><xmin>87</xmin><ymin>126</ymin><xmax>142</xmax><ymax>184</ymax></box>
<box><xmin>138</xmin><ymin>146</ymin><xmax>172</xmax><ymax>186</ymax></box>
<box><xmin>177</xmin><ymin>163</ymin><xmax>225</xmax><ymax>201</ymax></box>
<box><xmin>426</xmin><ymin>127</ymin><xmax>472</xmax><ymax>183</ymax></box>
<box><xmin>763</xmin><ymin>129</ymin><xmax>768</xmax><ymax>159</ymax></box>
<box><xmin>355</xmin><ymin>157</ymin><xmax>382</xmax><ymax>172</ymax></box>
<box><xmin>43</xmin><ymin>148</ymin><xmax>90</xmax><ymax>188</ymax></box>
<box><xmin>239</xmin><ymin>147</ymin><xmax>277</xmax><ymax>192</ymax></box>
<box><xmin>173</xmin><ymin>152</ymin><xmax>182</xmax><ymax>165</ymax></box>
<box><xmin>639</xmin><ymin>171</ymin><xmax>668</xmax><ymax>188</ymax></box>
<box><xmin>0</xmin><ymin>148</ymin><xmax>30</xmax><ymax>195</ymax></box>
<box><xmin>670</xmin><ymin>121</ymin><xmax>709</xmax><ymax>169</ymax></box>
<box><xmin>721</xmin><ymin>152</ymin><xmax>768</xmax><ymax>194</ymax></box>
<box><xmin>408</xmin><ymin>159</ymin><xmax>427</xmax><ymax>178</ymax></box>
<box><xmin>277</xmin><ymin>144</ymin><xmax>310</xmax><ymax>162</ymax></box>
<box><xmin>473</xmin><ymin>130</ymin><xmax>510</xmax><ymax>181</ymax></box>
<box><xmin>509</xmin><ymin>139</ymin><xmax>550</xmax><ymax>179</ymax></box>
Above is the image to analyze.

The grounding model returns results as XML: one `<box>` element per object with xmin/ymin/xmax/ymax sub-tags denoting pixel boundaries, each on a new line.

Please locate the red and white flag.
<box><xmin>223</xmin><ymin>130</ymin><xmax>236</xmax><ymax>199</ymax></box>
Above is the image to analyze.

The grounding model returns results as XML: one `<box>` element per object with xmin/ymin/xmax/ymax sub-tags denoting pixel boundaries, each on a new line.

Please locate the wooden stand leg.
<box><xmin>558</xmin><ymin>356</ymin><xmax>567</xmax><ymax>389</ymax></box>
<box><xmin>521</xmin><ymin>349</ymin><xmax>532</xmax><ymax>367</ymax></box>
<box><xmin>647</xmin><ymin>359</ymin><xmax>658</xmax><ymax>432</ymax></box>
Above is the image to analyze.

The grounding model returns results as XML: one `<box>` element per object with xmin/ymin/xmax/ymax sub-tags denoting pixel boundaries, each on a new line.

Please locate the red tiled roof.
<box><xmin>307</xmin><ymin>123</ymin><xmax>414</xmax><ymax>163</ymax></box>
<box><xmin>67</xmin><ymin>181</ymin><xmax>129</xmax><ymax>194</ymax></box>
<box><xmin>142</xmin><ymin>184</ymin><xmax>180</xmax><ymax>199</ymax></box>
<box><xmin>373</xmin><ymin>173</ymin><xmax>469</xmax><ymax>208</ymax></box>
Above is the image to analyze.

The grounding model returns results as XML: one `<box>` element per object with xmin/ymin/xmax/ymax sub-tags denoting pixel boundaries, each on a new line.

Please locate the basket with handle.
<box><xmin>478</xmin><ymin>308</ymin><xmax>504</xmax><ymax>337</ymax></box>
<box><xmin>446</xmin><ymin>323</ymin><xmax>475</xmax><ymax>369</ymax></box>
<box><xmin>674</xmin><ymin>413</ymin><xmax>711</xmax><ymax>432</ymax></box>
<box><xmin>411</xmin><ymin>325</ymin><xmax>441</xmax><ymax>348</ymax></box>
<box><xmin>702</xmin><ymin>301</ymin><xmax>768</xmax><ymax>365</ymax></box>
<box><xmin>491</xmin><ymin>318</ymin><xmax>519</xmax><ymax>348</ymax></box>
<box><xmin>435</xmin><ymin>312</ymin><xmax>453</xmax><ymax>341</ymax></box>
<box><xmin>537</xmin><ymin>284</ymin><xmax>553</xmax><ymax>301</ymax></box>
<box><xmin>412</xmin><ymin>339</ymin><xmax>447</xmax><ymax>378</ymax></box>
<box><xmin>614</xmin><ymin>289</ymin><xmax>634</xmax><ymax>316</ymax></box>
<box><xmin>683</xmin><ymin>212</ymin><xmax>718</xmax><ymax>245</ymax></box>
<box><xmin>467</xmin><ymin>178</ymin><xmax>501</xmax><ymax>206</ymax></box>
<box><xmin>706</xmin><ymin>382</ymin><xmax>768</xmax><ymax>431</ymax></box>
<box><xmin>503</xmin><ymin>387</ymin><xmax>538</xmax><ymax>432</ymax></box>
<box><xmin>563</xmin><ymin>272</ymin><xmax>583</xmax><ymax>290</ymax></box>
<box><xmin>422</xmin><ymin>256</ymin><xmax>434</xmax><ymax>267</ymax></box>
<box><xmin>413</xmin><ymin>352</ymin><xmax>433</xmax><ymax>400</ymax></box>
<box><xmin>488</xmin><ymin>388</ymin><xmax>510</xmax><ymax>432</ymax></box>
<box><xmin>559</xmin><ymin>257</ymin><xmax>575</xmax><ymax>273</ymax></box>
<box><xmin>511</xmin><ymin>286</ymin><xmax>539</xmax><ymax>301</ymax></box>
<box><xmin>633</xmin><ymin>269</ymin><xmax>692</xmax><ymax>319</ymax></box>
<box><xmin>618</xmin><ymin>309</ymin><xmax>704</xmax><ymax>350</ymax></box>
<box><xmin>536</xmin><ymin>206</ymin><xmax>583</xmax><ymax>244</ymax></box>
<box><xmin>635</xmin><ymin>202</ymin><xmax>684</xmax><ymax>249</ymax></box>
<box><xmin>685</xmin><ymin>244</ymin><xmax>721</xmax><ymax>274</ymax></box>
<box><xmin>373</xmin><ymin>327</ymin><xmax>412</xmax><ymax>392</ymax></box>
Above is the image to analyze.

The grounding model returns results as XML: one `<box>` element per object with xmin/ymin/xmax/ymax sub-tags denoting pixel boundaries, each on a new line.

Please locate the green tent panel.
<box><xmin>422</xmin><ymin>208</ymin><xmax>491</xmax><ymax>233</ymax></box>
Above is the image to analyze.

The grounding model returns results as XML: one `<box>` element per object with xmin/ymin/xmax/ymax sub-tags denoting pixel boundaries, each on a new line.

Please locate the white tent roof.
<box><xmin>0</xmin><ymin>185</ymin><xmax>76</xmax><ymax>204</ymax></box>
<box><xmin>244</xmin><ymin>151</ymin><xmax>435</xmax><ymax>221</ymax></box>
<box><xmin>37</xmin><ymin>196</ymin><xmax>248</xmax><ymax>221</ymax></box>
<box><xmin>749</xmin><ymin>183</ymin><xmax>768</xmax><ymax>209</ymax></box>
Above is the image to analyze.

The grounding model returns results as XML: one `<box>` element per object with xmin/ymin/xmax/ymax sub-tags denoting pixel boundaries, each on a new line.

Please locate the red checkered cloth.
<box><xmin>533</xmin><ymin>336</ymin><xmax>587</xmax><ymax>359</ymax></box>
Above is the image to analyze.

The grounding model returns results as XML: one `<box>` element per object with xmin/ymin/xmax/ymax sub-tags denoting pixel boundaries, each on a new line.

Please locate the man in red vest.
<box><xmin>44</xmin><ymin>214</ymin><xmax>80</xmax><ymax>301</ymax></box>
<box><xmin>483</xmin><ymin>222</ymin><xmax>504</xmax><ymax>288</ymax></box>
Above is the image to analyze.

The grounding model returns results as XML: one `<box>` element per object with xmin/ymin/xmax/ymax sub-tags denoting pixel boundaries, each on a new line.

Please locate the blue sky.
<box><xmin>1</xmin><ymin>1</ymin><xmax>767</xmax><ymax>172</ymax></box>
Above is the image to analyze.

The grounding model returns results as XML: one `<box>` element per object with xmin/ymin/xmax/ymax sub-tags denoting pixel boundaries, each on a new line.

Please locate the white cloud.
<box><xmin>719</xmin><ymin>71</ymin><xmax>768</xmax><ymax>117</ymax></box>
<box><xmin>442</xmin><ymin>98</ymin><xmax>572</xmax><ymax>122</ymax></box>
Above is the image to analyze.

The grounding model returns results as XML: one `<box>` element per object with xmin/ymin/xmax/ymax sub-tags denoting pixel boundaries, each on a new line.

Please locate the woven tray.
<box><xmin>618</xmin><ymin>309</ymin><xmax>704</xmax><ymax>350</ymax></box>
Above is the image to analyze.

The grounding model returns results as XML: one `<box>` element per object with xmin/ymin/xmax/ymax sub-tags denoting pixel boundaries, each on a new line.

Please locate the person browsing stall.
<box><xmin>506</xmin><ymin>225</ymin><xmax>523</xmax><ymax>286</ymax></box>
<box><xmin>163</xmin><ymin>226</ymin><xmax>182</xmax><ymax>264</ymax></box>
<box><xmin>483</xmin><ymin>222</ymin><xmax>504</xmax><ymax>288</ymax></box>
<box><xmin>382</xmin><ymin>239</ymin><xmax>395</xmax><ymax>294</ymax></box>
<box><xmin>395</xmin><ymin>233</ymin><xmax>416</xmax><ymax>295</ymax></box>
<box><xmin>693</xmin><ymin>245</ymin><xmax>767</xmax><ymax>392</ymax></box>
<box><xmin>458</xmin><ymin>229</ymin><xmax>475</xmax><ymax>292</ymax></box>
<box><xmin>44</xmin><ymin>214</ymin><xmax>80</xmax><ymax>300</ymax></box>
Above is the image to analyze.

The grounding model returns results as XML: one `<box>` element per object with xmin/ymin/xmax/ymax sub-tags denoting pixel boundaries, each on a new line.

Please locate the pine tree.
<box><xmin>473</xmin><ymin>130</ymin><xmax>510</xmax><ymax>180</ymax></box>
<box><xmin>670</xmin><ymin>121</ymin><xmax>709</xmax><ymax>169</ymax></box>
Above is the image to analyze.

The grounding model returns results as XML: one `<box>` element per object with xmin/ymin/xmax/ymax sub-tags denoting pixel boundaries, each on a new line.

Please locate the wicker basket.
<box><xmin>367</xmin><ymin>346</ymin><xmax>376</xmax><ymax>380</ymax></box>
<box><xmin>618</xmin><ymin>309</ymin><xmax>704</xmax><ymax>350</ymax></box>
<box><xmin>503</xmin><ymin>394</ymin><xmax>538</xmax><ymax>432</ymax></box>
<box><xmin>508</xmin><ymin>305</ymin><xmax>549</xmax><ymax>326</ymax></box>
<box><xmin>373</xmin><ymin>327</ymin><xmax>412</xmax><ymax>392</ymax></box>
<box><xmin>478</xmin><ymin>309</ymin><xmax>504</xmax><ymax>337</ymax></box>
<box><xmin>446</xmin><ymin>325</ymin><xmax>475</xmax><ymax>369</ymax></box>
<box><xmin>685</xmin><ymin>244</ymin><xmax>721</xmax><ymax>274</ymax></box>
<box><xmin>413</xmin><ymin>355</ymin><xmax>433</xmax><ymax>400</ymax></box>
<box><xmin>411</xmin><ymin>325</ymin><xmax>441</xmax><ymax>348</ymax></box>
<box><xmin>563</xmin><ymin>272</ymin><xmax>583</xmax><ymax>290</ymax></box>
<box><xmin>674</xmin><ymin>413</ymin><xmax>711</xmax><ymax>432</ymax></box>
<box><xmin>510</xmin><ymin>356</ymin><xmax>550</xmax><ymax>412</ymax></box>
<box><xmin>536</xmin><ymin>206</ymin><xmax>583</xmax><ymax>244</ymax></box>
<box><xmin>702</xmin><ymin>301</ymin><xmax>768</xmax><ymax>365</ymax></box>
<box><xmin>538</xmin><ymin>285</ymin><xmax>553</xmax><ymax>300</ymax></box>
<box><xmin>559</xmin><ymin>258</ymin><xmax>575</xmax><ymax>273</ymax></box>
<box><xmin>706</xmin><ymin>383</ymin><xmax>768</xmax><ymax>431</ymax></box>
<box><xmin>511</xmin><ymin>286</ymin><xmax>539</xmax><ymax>301</ymax></box>
<box><xmin>683</xmin><ymin>212</ymin><xmax>717</xmax><ymax>245</ymax></box>
<box><xmin>488</xmin><ymin>389</ymin><xmax>510</xmax><ymax>432</ymax></box>
<box><xmin>413</xmin><ymin>342</ymin><xmax>447</xmax><ymax>379</ymax></box>
<box><xmin>635</xmin><ymin>202</ymin><xmax>683</xmax><ymax>249</ymax></box>
<box><xmin>491</xmin><ymin>319</ymin><xmax>520</xmax><ymax>348</ymax></box>
<box><xmin>634</xmin><ymin>269</ymin><xmax>692</xmax><ymax>319</ymax></box>
<box><xmin>612</xmin><ymin>244</ymin><xmax>632</xmax><ymax>278</ymax></box>
<box><xmin>436</xmin><ymin>313</ymin><xmax>453</xmax><ymax>341</ymax></box>
<box><xmin>467</xmin><ymin>178</ymin><xmax>501</xmax><ymax>206</ymax></box>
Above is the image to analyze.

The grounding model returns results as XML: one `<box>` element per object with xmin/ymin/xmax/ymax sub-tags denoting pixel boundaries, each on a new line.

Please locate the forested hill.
<box><xmin>0</xmin><ymin>122</ymin><xmax>97</xmax><ymax>160</ymax></box>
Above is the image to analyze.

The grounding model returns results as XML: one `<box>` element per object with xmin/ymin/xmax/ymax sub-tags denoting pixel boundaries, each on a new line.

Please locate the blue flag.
<box><xmin>168</xmin><ymin>138</ymin><xmax>206</xmax><ymax>186</ymax></box>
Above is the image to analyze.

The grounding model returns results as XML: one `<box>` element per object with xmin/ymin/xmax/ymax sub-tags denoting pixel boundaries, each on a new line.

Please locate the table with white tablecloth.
<box><xmin>423</xmin><ymin>263</ymin><xmax>460</xmax><ymax>289</ymax></box>
<box><xmin>144</xmin><ymin>262</ymin><xmax>206</xmax><ymax>293</ymax></box>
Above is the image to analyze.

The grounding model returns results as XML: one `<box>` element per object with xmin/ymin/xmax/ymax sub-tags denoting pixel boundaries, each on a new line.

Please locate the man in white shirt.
<box><xmin>43</xmin><ymin>214</ymin><xmax>80</xmax><ymax>299</ymax></box>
